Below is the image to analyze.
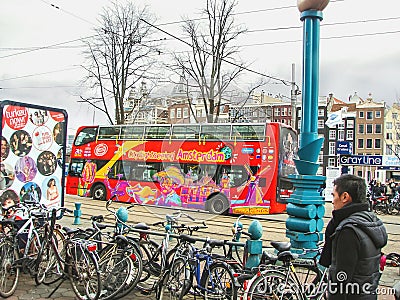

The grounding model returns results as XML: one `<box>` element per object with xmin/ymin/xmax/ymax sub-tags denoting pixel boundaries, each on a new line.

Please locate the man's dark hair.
<box><xmin>333</xmin><ymin>174</ymin><xmax>367</xmax><ymax>204</ymax></box>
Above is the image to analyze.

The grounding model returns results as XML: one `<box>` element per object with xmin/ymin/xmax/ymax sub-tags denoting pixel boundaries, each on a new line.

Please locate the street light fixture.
<box><xmin>285</xmin><ymin>0</ymin><xmax>329</xmax><ymax>254</ymax></box>
<box><xmin>297</xmin><ymin>0</ymin><xmax>329</xmax><ymax>12</ymax></box>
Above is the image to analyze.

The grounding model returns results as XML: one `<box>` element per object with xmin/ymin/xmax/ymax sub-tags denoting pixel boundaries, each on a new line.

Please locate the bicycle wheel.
<box><xmin>113</xmin><ymin>241</ymin><xmax>143</xmax><ymax>299</ymax></box>
<box><xmin>202</xmin><ymin>261</ymin><xmax>238</xmax><ymax>300</ymax></box>
<box><xmin>0</xmin><ymin>240</ymin><xmax>19</xmax><ymax>298</ymax></box>
<box><xmin>136</xmin><ymin>240</ymin><xmax>162</xmax><ymax>293</ymax></box>
<box><xmin>246</xmin><ymin>269</ymin><xmax>302</xmax><ymax>300</ymax></box>
<box><xmin>68</xmin><ymin>245</ymin><xmax>101</xmax><ymax>300</ymax></box>
<box><xmin>35</xmin><ymin>237</ymin><xmax>63</xmax><ymax>285</ymax></box>
<box><xmin>292</xmin><ymin>262</ymin><xmax>327</xmax><ymax>299</ymax></box>
<box><xmin>157</xmin><ymin>257</ymin><xmax>192</xmax><ymax>300</ymax></box>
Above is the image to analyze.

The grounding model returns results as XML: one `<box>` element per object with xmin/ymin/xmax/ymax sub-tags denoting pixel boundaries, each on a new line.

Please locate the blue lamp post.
<box><xmin>286</xmin><ymin>0</ymin><xmax>329</xmax><ymax>253</ymax></box>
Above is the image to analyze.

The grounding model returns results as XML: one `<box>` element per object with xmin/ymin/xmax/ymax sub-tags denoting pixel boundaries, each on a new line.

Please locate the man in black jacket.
<box><xmin>320</xmin><ymin>174</ymin><xmax>388</xmax><ymax>299</ymax></box>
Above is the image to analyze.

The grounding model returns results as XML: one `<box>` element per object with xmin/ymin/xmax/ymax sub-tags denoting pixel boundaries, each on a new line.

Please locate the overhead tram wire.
<box><xmin>139</xmin><ymin>18</ymin><xmax>293</xmax><ymax>87</ymax></box>
<box><xmin>155</xmin><ymin>0</ymin><xmax>345</xmax><ymax>26</ymax></box>
<box><xmin>0</xmin><ymin>34</ymin><xmax>99</xmax><ymax>59</ymax></box>
<box><xmin>11</xmin><ymin>1</ymin><xmax>397</xmax><ymax>56</ymax></box>
<box><xmin>2</xmin><ymin>14</ymin><xmax>400</xmax><ymax>55</ymax></box>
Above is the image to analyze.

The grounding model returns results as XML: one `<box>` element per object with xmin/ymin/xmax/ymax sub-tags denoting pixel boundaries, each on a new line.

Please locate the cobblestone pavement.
<box><xmin>3</xmin><ymin>196</ymin><xmax>399</xmax><ymax>299</ymax></box>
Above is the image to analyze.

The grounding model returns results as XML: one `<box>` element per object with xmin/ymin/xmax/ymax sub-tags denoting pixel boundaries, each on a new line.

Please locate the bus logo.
<box><xmin>241</xmin><ymin>148</ymin><xmax>254</xmax><ymax>154</ymax></box>
<box><xmin>94</xmin><ymin>143</ymin><xmax>108</xmax><ymax>156</ymax></box>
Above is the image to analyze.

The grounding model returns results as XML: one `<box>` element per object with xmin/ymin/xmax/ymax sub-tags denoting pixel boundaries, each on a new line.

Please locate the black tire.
<box><xmin>68</xmin><ymin>246</ymin><xmax>101</xmax><ymax>300</ymax></box>
<box><xmin>374</xmin><ymin>203</ymin><xmax>384</xmax><ymax>215</ymax></box>
<box><xmin>97</xmin><ymin>246</ymin><xmax>133</xmax><ymax>300</ymax></box>
<box><xmin>0</xmin><ymin>240</ymin><xmax>19</xmax><ymax>298</ymax></box>
<box><xmin>111</xmin><ymin>241</ymin><xmax>143</xmax><ymax>299</ymax></box>
<box><xmin>35</xmin><ymin>228</ymin><xmax>66</xmax><ymax>286</ymax></box>
<box><xmin>202</xmin><ymin>262</ymin><xmax>237</xmax><ymax>300</ymax></box>
<box><xmin>291</xmin><ymin>263</ymin><xmax>324</xmax><ymax>298</ymax></box>
<box><xmin>92</xmin><ymin>184</ymin><xmax>107</xmax><ymax>201</ymax></box>
<box><xmin>157</xmin><ymin>258</ymin><xmax>191</xmax><ymax>300</ymax></box>
<box><xmin>208</xmin><ymin>194</ymin><xmax>229</xmax><ymax>215</ymax></box>
<box><xmin>35</xmin><ymin>239</ymin><xmax>61</xmax><ymax>285</ymax></box>
<box><xmin>247</xmin><ymin>270</ymin><xmax>302</xmax><ymax>300</ymax></box>
<box><xmin>136</xmin><ymin>240</ymin><xmax>162</xmax><ymax>293</ymax></box>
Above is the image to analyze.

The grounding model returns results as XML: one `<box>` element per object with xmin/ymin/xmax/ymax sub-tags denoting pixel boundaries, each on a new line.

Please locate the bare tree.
<box><xmin>80</xmin><ymin>1</ymin><xmax>159</xmax><ymax>125</ymax></box>
<box><xmin>173</xmin><ymin>0</ymin><xmax>248</xmax><ymax>123</ymax></box>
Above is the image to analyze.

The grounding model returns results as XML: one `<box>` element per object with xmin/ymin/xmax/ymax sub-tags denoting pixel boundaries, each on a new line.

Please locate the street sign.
<box><xmin>336</xmin><ymin>141</ymin><xmax>353</xmax><ymax>155</ymax></box>
<box><xmin>339</xmin><ymin>155</ymin><xmax>382</xmax><ymax>166</ymax></box>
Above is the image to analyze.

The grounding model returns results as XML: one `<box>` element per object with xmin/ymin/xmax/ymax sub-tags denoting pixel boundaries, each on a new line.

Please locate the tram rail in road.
<box><xmin>62</xmin><ymin>195</ymin><xmax>400</xmax><ymax>253</ymax></box>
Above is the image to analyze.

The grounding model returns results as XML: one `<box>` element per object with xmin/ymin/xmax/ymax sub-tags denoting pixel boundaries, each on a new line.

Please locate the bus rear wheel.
<box><xmin>92</xmin><ymin>184</ymin><xmax>106</xmax><ymax>201</ymax></box>
<box><xmin>207</xmin><ymin>194</ymin><xmax>229</xmax><ymax>215</ymax></box>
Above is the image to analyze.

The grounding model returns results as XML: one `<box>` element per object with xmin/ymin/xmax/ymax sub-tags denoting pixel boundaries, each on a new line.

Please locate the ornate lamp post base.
<box><xmin>286</xmin><ymin>0</ymin><xmax>329</xmax><ymax>254</ymax></box>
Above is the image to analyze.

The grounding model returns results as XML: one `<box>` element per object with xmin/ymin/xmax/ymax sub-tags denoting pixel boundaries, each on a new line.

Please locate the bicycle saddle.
<box><xmin>277</xmin><ymin>250</ymin><xmax>298</xmax><ymax>262</ymax></box>
<box><xmin>270</xmin><ymin>241</ymin><xmax>291</xmax><ymax>252</ymax></box>
<box><xmin>63</xmin><ymin>226</ymin><xmax>80</xmax><ymax>236</ymax></box>
<box><xmin>134</xmin><ymin>222</ymin><xmax>150</xmax><ymax>230</ymax></box>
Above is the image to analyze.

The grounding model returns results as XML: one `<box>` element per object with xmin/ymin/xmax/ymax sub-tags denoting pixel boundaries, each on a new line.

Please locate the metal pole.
<box><xmin>291</xmin><ymin>63</ymin><xmax>297</xmax><ymax>128</ymax></box>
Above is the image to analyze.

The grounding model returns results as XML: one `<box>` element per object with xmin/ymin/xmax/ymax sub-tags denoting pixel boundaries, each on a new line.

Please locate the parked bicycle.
<box><xmin>0</xmin><ymin>201</ymin><xmax>65</xmax><ymax>297</ymax></box>
<box><xmin>243</xmin><ymin>241</ymin><xmax>327</xmax><ymax>300</ymax></box>
<box><xmin>35</xmin><ymin>207</ymin><xmax>102</xmax><ymax>300</ymax></box>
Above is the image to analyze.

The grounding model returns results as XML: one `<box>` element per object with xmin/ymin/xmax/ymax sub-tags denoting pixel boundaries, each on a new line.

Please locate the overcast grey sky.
<box><xmin>1</xmin><ymin>0</ymin><xmax>400</xmax><ymax>133</ymax></box>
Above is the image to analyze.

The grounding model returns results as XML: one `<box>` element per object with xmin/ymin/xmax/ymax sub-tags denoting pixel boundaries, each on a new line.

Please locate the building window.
<box><xmin>387</xmin><ymin>133</ymin><xmax>393</xmax><ymax>140</ymax></box>
<box><xmin>386</xmin><ymin>145</ymin><xmax>393</xmax><ymax>155</ymax></box>
<box><xmin>328</xmin><ymin>158</ymin><xmax>336</xmax><ymax>167</ymax></box>
<box><xmin>375</xmin><ymin>124</ymin><xmax>382</xmax><ymax>134</ymax></box>
<box><xmin>375</xmin><ymin>111</ymin><xmax>381</xmax><ymax>118</ymax></box>
<box><xmin>366</xmin><ymin>111</ymin><xmax>373</xmax><ymax>120</ymax></box>
<box><xmin>318</xmin><ymin>119</ymin><xmax>325</xmax><ymax>128</ymax></box>
<box><xmin>375</xmin><ymin>139</ymin><xmax>381</xmax><ymax>149</ymax></box>
<box><xmin>329</xmin><ymin>130</ymin><xmax>336</xmax><ymax>140</ymax></box>
<box><xmin>346</xmin><ymin>130</ymin><xmax>353</xmax><ymax>140</ymax></box>
<box><xmin>170</xmin><ymin>109</ymin><xmax>175</xmax><ymax>119</ymax></box>
<box><xmin>329</xmin><ymin>142</ymin><xmax>335</xmax><ymax>155</ymax></box>
<box><xmin>366</xmin><ymin>124</ymin><xmax>373</xmax><ymax>134</ymax></box>
<box><xmin>275</xmin><ymin>108</ymin><xmax>280</xmax><ymax>116</ymax></box>
<box><xmin>358</xmin><ymin>139</ymin><xmax>364</xmax><ymax>148</ymax></box>
<box><xmin>338</xmin><ymin>130</ymin><xmax>345</xmax><ymax>141</ymax></box>
<box><xmin>386</xmin><ymin>122</ymin><xmax>393</xmax><ymax>129</ymax></box>
<box><xmin>393</xmin><ymin>112</ymin><xmax>398</xmax><ymax>120</ymax></box>
<box><xmin>318</xmin><ymin>153</ymin><xmax>323</xmax><ymax>164</ymax></box>
<box><xmin>318</xmin><ymin>109</ymin><xmax>324</xmax><ymax>117</ymax></box>
<box><xmin>366</xmin><ymin>139</ymin><xmax>373</xmax><ymax>149</ymax></box>
<box><xmin>196</xmin><ymin>109</ymin><xmax>202</xmax><ymax>117</ymax></box>
<box><xmin>346</xmin><ymin>119</ymin><xmax>354</xmax><ymax>128</ymax></box>
<box><xmin>183</xmin><ymin>107</ymin><xmax>189</xmax><ymax>118</ymax></box>
<box><xmin>359</xmin><ymin>111</ymin><xmax>364</xmax><ymax>118</ymax></box>
<box><xmin>358</xmin><ymin>124</ymin><xmax>364</xmax><ymax>134</ymax></box>
<box><xmin>177</xmin><ymin>108</ymin><xmax>182</xmax><ymax>118</ymax></box>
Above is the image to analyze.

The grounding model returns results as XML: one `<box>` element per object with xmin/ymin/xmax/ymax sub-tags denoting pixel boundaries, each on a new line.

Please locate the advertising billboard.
<box><xmin>0</xmin><ymin>100</ymin><xmax>67</xmax><ymax>209</ymax></box>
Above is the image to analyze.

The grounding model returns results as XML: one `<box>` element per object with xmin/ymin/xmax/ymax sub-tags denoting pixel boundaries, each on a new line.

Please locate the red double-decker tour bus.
<box><xmin>66</xmin><ymin>122</ymin><xmax>297</xmax><ymax>215</ymax></box>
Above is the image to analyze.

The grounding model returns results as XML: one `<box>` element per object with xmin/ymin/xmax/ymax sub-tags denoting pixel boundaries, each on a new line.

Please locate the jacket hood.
<box><xmin>336</xmin><ymin>211</ymin><xmax>388</xmax><ymax>249</ymax></box>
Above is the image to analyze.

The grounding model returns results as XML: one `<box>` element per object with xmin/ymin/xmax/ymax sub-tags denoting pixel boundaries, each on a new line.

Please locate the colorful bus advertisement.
<box><xmin>66</xmin><ymin>123</ymin><xmax>297</xmax><ymax>215</ymax></box>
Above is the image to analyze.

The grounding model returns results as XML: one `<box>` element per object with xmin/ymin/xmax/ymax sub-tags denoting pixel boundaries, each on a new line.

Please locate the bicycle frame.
<box><xmin>15</xmin><ymin>217</ymin><xmax>42</xmax><ymax>258</ymax></box>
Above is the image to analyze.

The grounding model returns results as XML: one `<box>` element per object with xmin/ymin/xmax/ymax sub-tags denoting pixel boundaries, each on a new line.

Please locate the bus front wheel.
<box><xmin>92</xmin><ymin>184</ymin><xmax>106</xmax><ymax>201</ymax></box>
<box><xmin>207</xmin><ymin>194</ymin><xmax>229</xmax><ymax>215</ymax></box>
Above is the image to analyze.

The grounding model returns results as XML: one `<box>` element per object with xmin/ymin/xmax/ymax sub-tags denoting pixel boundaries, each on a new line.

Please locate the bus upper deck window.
<box><xmin>74</xmin><ymin>128</ymin><xmax>97</xmax><ymax>146</ymax></box>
